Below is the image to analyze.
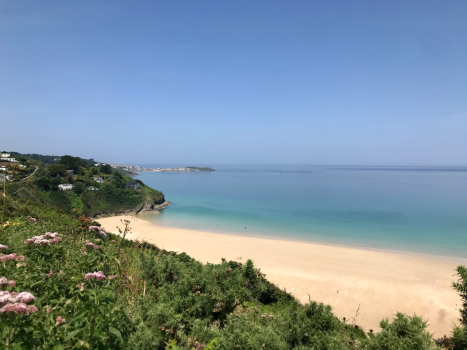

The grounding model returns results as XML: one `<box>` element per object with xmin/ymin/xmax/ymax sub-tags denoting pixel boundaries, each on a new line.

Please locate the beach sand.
<box><xmin>98</xmin><ymin>215</ymin><xmax>463</xmax><ymax>336</ymax></box>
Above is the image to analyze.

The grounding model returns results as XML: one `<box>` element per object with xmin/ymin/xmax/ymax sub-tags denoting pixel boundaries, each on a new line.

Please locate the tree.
<box><xmin>48</xmin><ymin>164</ymin><xmax>67</xmax><ymax>177</ymax></box>
<box><xmin>60</xmin><ymin>155</ymin><xmax>89</xmax><ymax>173</ymax></box>
<box><xmin>100</xmin><ymin>164</ymin><xmax>112</xmax><ymax>174</ymax></box>
<box><xmin>73</xmin><ymin>182</ymin><xmax>86</xmax><ymax>195</ymax></box>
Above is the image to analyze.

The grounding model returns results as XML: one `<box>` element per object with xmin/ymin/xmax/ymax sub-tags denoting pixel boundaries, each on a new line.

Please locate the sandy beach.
<box><xmin>98</xmin><ymin>215</ymin><xmax>464</xmax><ymax>336</ymax></box>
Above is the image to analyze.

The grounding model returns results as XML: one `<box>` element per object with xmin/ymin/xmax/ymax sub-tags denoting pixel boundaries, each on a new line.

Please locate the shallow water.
<box><xmin>137</xmin><ymin>165</ymin><xmax>467</xmax><ymax>258</ymax></box>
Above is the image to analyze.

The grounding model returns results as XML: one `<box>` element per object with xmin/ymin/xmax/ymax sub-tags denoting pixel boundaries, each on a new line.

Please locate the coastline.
<box><xmin>143</xmin><ymin>219</ymin><xmax>467</xmax><ymax>265</ymax></box>
<box><xmin>98</xmin><ymin>214</ymin><xmax>462</xmax><ymax>336</ymax></box>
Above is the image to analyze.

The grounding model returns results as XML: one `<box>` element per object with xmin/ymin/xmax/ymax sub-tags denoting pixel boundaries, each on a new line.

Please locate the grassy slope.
<box><xmin>4</xmin><ymin>159</ymin><xmax>164</xmax><ymax>218</ymax></box>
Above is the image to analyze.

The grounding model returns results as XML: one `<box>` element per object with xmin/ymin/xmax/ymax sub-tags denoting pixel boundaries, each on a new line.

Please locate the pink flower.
<box><xmin>56</xmin><ymin>316</ymin><xmax>66</xmax><ymax>325</ymax></box>
<box><xmin>34</xmin><ymin>239</ymin><xmax>51</xmax><ymax>246</ymax></box>
<box><xmin>8</xmin><ymin>280</ymin><xmax>16</xmax><ymax>287</ymax></box>
<box><xmin>82</xmin><ymin>251</ymin><xmax>87</xmax><ymax>255</ymax></box>
<box><xmin>85</xmin><ymin>242</ymin><xmax>99</xmax><ymax>250</ymax></box>
<box><xmin>46</xmin><ymin>270</ymin><xmax>53</xmax><ymax>278</ymax></box>
<box><xmin>15</xmin><ymin>256</ymin><xmax>25</xmax><ymax>261</ymax></box>
<box><xmin>111</xmin><ymin>240</ymin><xmax>116</xmax><ymax>243</ymax></box>
<box><xmin>84</xmin><ymin>271</ymin><xmax>106</xmax><ymax>281</ymax></box>
<box><xmin>44</xmin><ymin>232</ymin><xmax>58</xmax><ymax>238</ymax></box>
<box><xmin>10</xmin><ymin>292</ymin><xmax>18</xmax><ymax>297</ymax></box>
<box><xmin>0</xmin><ymin>253</ymin><xmax>17</xmax><ymax>262</ymax></box>
<box><xmin>0</xmin><ymin>244</ymin><xmax>8</xmax><ymax>250</ymax></box>
<box><xmin>0</xmin><ymin>277</ymin><xmax>8</xmax><ymax>286</ymax></box>
<box><xmin>16</xmin><ymin>292</ymin><xmax>35</xmax><ymax>303</ymax></box>
<box><xmin>3</xmin><ymin>303</ymin><xmax>29</xmax><ymax>315</ymax></box>
<box><xmin>27</xmin><ymin>305</ymin><xmax>38</xmax><ymax>313</ymax></box>
<box><xmin>0</xmin><ymin>291</ymin><xmax>15</xmax><ymax>304</ymax></box>
<box><xmin>45</xmin><ymin>306</ymin><xmax>52</xmax><ymax>314</ymax></box>
<box><xmin>109</xmin><ymin>275</ymin><xmax>118</xmax><ymax>279</ymax></box>
<box><xmin>24</xmin><ymin>233</ymin><xmax>61</xmax><ymax>245</ymax></box>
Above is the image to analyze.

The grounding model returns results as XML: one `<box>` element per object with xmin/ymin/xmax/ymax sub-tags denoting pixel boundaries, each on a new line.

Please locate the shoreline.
<box><xmin>98</xmin><ymin>214</ymin><xmax>463</xmax><ymax>336</ymax></box>
<box><xmin>144</xmin><ymin>219</ymin><xmax>467</xmax><ymax>264</ymax></box>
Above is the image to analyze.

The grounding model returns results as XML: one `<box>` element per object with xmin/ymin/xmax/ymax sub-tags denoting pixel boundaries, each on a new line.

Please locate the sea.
<box><xmin>136</xmin><ymin>165</ymin><xmax>467</xmax><ymax>259</ymax></box>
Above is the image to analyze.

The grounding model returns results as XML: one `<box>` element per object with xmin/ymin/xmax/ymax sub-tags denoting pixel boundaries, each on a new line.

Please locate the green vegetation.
<box><xmin>8</xmin><ymin>152</ymin><xmax>96</xmax><ymax>167</ymax></box>
<box><xmin>4</xmin><ymin>154</ymin><xmax>164</xmax><ymax>217</ymax></box>
<box><xmin>1</xmin><ymin>153</ymin><xmax>467</xmax><ymax>349</ymax></box>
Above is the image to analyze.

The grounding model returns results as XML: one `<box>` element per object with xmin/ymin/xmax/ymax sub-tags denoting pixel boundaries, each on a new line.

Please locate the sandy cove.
<box><xmin>98</xmin><ymin>215</ymin><xmax>463</xmax><ymax>337</ymax></box>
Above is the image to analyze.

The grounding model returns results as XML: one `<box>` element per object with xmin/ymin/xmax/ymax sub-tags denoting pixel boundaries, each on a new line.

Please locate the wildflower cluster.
<box><xmin>2</xmin><ymin>221</ymin><xmax>20</xmax><ymax>229</ymax></box>
<box><xmin>24</xmin><ymin>232</ymin><xmax>62</xmax><ymax>245</ymax></box>
<box><xmin>85</xmin><ymin>242</ymin><xmax>100</xmax><ymax>250</ymax></box>
<box><xmin>0</xmin><ymin>277</ymin><xmax>16</xmax><ymax>288</ymax></box>
<box><xmin>84</xmin><ymin>271</ymin><xmax>106</xmax><ymax>281</ymax></box>
<box><xmin>27</xmin><ymin>216</ymin><xmax>38</xmax><ymax>224</ymax></box>
<box><xmin>0</xmin><ymin>290</ymin><xmax>37</xmax><ymax>315</ymax></box>
<box><xmin>0</xmin><ymin>253</ymin><xmax>25</xmax><ymax>262</ymax></box>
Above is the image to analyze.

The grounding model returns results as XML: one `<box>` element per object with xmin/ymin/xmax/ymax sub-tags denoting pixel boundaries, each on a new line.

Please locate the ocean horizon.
<box><xmin>136</xmin><ymin>164</ymin><xmax>467</xmax><ymax>259</ymax></box>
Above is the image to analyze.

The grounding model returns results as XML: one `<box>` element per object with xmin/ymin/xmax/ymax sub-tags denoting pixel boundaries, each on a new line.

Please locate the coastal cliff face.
<box><xmin>92</xmin><ymin>200</ymin><xmax>171</xmax><ymax>219</ymax></box>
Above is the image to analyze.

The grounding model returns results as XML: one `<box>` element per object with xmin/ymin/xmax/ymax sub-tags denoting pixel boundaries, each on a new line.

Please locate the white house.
<box><xmin>0</xmin><ymin>173</ymin><xmax>10</xmax><ymax>181</ymax></box>
<box><xmin>0</xmin><ymin>153</ymin><xmax>10</xmax><ymax>158</ymax></box>
<box><xmin>87</xmin><ymin>186</ymin><xmax>98</xmax><ymax>191</ymax></box>
<box><xmin>58</xmin><ymin>184</ymin><xmax>74</xmax><ymax>190</ymax></box>
<box><xmin>93</xmin><ymin>176</ymin><xmax>104</xmax><ymax>183</ymax></box>
<box><xmin>2</xmin><ymin>158</ymin><xmax>17</xmax><ymax>163</ymax></box>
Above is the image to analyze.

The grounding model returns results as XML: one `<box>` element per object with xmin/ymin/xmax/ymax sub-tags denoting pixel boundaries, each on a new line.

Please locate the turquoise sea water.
<box><xmin>137</xmin><ymin>165</ymin><xmax>467</xmax><ymax>259</ymax></box>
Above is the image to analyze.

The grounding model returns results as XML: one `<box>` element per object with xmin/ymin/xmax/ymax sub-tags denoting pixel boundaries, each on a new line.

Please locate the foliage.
<box><xmin>7</xmin><ymin>154</ymin><xmax>165</xmax><ymax>217</ymax></box>
<box><xmin>100</xmin><ymin>164</ymin><xmax>112</xmax><ymax>174</ymax></box>
<box><xmin>453</xmin><ymin>266</ymin><xmax>467</xmax><ymax>326</ymax></box>
<box><xmin>364</xmin><ymin>313</ymin><xmax>437</xmax><ymax>350</ymax></box>
<box><xmin>60</xmin><ymin>156</ymin><xmax>90</xmax><ymax>173</ymax></box>
<box><xmin>9</xmin><ymin>152</ymin><xmax>61</xmax><ymax>165</ymax></box>
<box><xmin>48</xmin><ymin>164</ymin><xmax>67</xmax><ymax>177</ymax></box>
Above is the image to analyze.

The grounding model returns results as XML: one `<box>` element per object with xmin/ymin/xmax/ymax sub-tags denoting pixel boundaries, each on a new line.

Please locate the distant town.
<box><xmin>107</xmin><ymin>163</ymin><xmax>215</xmax><ymax>174</ymax></box>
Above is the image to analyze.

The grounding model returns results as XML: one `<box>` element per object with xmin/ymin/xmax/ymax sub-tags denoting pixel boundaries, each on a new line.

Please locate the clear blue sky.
<box><xmin>1</xmin><ymin>0</ymin><xmax>466</xmax><ymax>165</ymax></box>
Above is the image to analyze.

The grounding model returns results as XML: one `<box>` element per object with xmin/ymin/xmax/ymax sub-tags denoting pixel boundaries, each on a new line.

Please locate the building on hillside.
<box><xmin>0</xmin><ymin>167</ymin><xmax>7</xmax><ymax>172</ymax></box>
<box><xmin>93</xmin><ymin>176</ymin><xmax>104</xmax><ymax>183</ymax></box>
<box><xmin>0</xmin><ymin>173</ymin><xmax>10</xmax><ymax>181</ymax></box>
<box><xmin>87</xmin><ymin>186</ymin><xmax>98</xmax><ymax>191</ymax></box>
<box><xmin>126</xmin><ymin>182</ymin><xmax>140</xmax><ymax>190</ymax></box>
<box><xmin>0</xmin><ymin>153</ymin><xmax>10</xmax><ymax>158</ymax></box>
<box><xmin>66</xmin><ymin>170</ymin><xmax>74</xmax><ymax>175</ymax></box>
<box><xmin>58</xmin><ymin>184</ymin><xmax>74</xmax><ymax>191</ymax></box>
<box><xmin>2</xmin><ymin>158</ymin><xmax>17</xmax><ymax>163</ymax></box>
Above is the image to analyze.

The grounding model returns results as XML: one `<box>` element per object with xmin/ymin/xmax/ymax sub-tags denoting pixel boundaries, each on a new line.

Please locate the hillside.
<box><xmin>3</xmin><ymin>154</ymin><xmax>165</xmax><ymax>217</ymax></box>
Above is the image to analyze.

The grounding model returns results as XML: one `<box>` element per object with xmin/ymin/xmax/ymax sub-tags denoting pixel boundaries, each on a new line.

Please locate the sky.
<box><xmin>1</xmin><ymin>0</ymin><xmax>466</xmax><ymax>165</ymax></box>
